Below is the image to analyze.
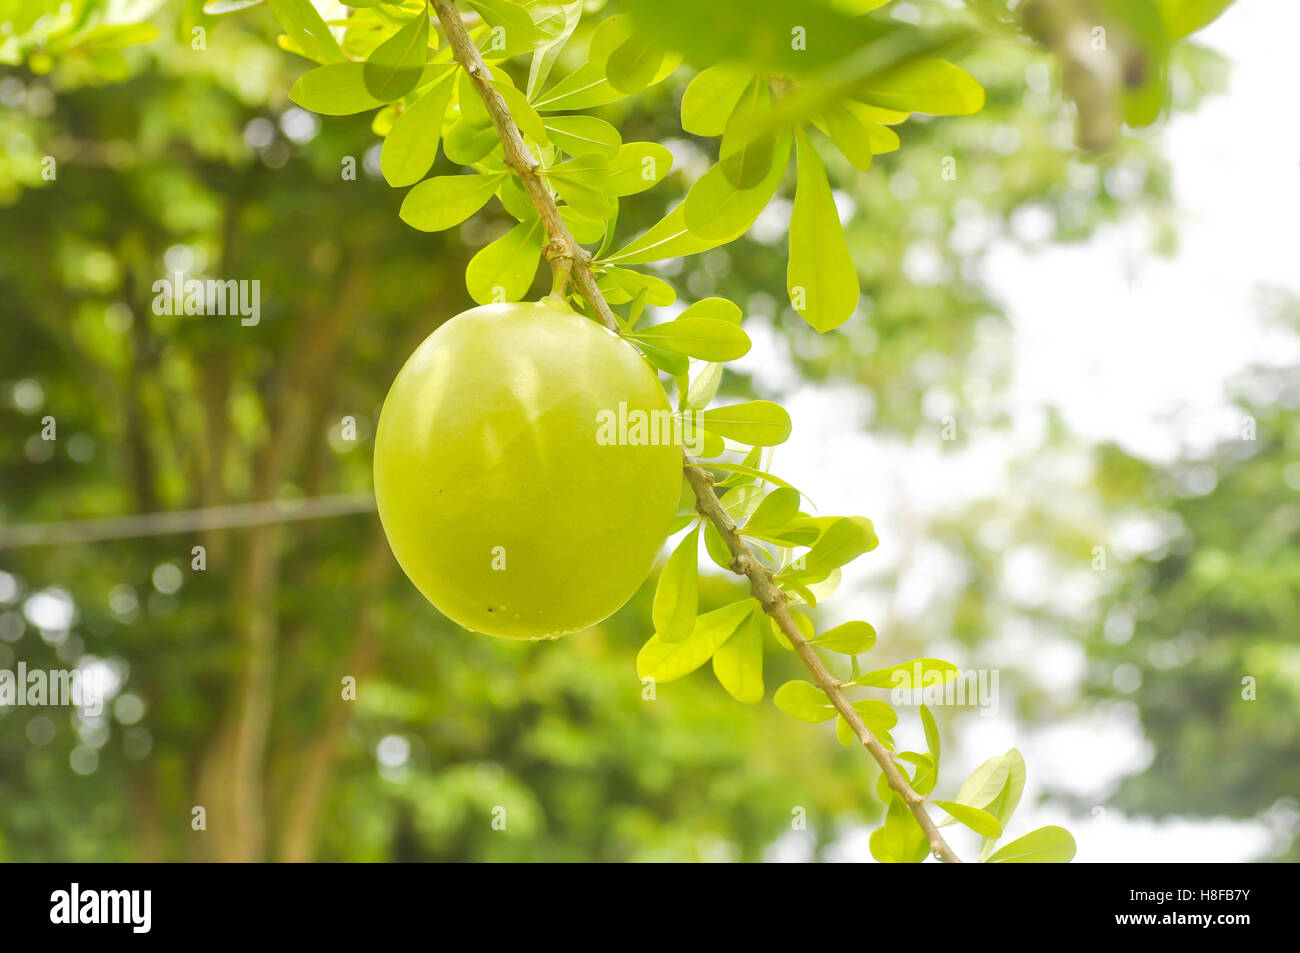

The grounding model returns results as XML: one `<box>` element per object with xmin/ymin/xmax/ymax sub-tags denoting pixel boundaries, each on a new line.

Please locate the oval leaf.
<box><xmin>985</xmin><ymin>826</ymin><xmax>1077</xmax><ymax>864</ymax></box>
<box><xmin>400</xmin><ymin>172</ymin><xmax>505</xmax><ymax>232</ymax></box>
<box><xmin>653</xmin><ymin>524</ymin><xmax>700</xmax><ymax>643</ymax></box>
<box><xmin>814</xmin><ymin>620</ymin><xmax>876</xmax><ymax>655</ymax></box>
<box><xmin>935</xmin><ymin>801</ymin><xmax>1003</xmax><ymax>839</ymax></box>
<box><xmin>637</xmin><ymin>600</ymin><xmax>753</xmax><ymax>682</ymax></box>
<box><xmin>787</xmin><ymin>128</ymin><xmax>859</xmax><ymax>332</ymax></box>
<box><xmin>363</xmin><ymin>8</ymin><xmax>429</xmax><ymax>102</ymax></box>
<box><xmin>629</xmin><ymin>318</ymin><xmax>751</xmax><ymax>362</ymax></box>
<box><xmin>698</xmin><ymin>400</ymin><xmax>792</xmax><ymax>446</ymax></box>
<box><xmin>773</xmin><ymin>679</ymin><xmax>835</xmax><ymax>722</ymax></box>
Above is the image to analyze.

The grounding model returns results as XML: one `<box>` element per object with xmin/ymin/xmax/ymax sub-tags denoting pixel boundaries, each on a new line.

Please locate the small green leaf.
<box><xmin>547</xmin><ymin>153</ymin><xmax>613</xmax><ymax>220</ymax></box>
<box><xmin>681</xmin><ymin>64</ymin><xmax>754</xmax><ymax>136</ymax></box>
<box><xmin>683</xmin><ymin>362</ymin><xmax>723</xmax><ymax>411</ymax></box>
<box><xmin>492</xmin><ymin>79</ymin><xmax>548</xmax><ymax>145</ymax></box>
<box><xmin>921</xmin><ymin>703</ymin><xmax>941</xmax><ymax>770</ymax></box>
<box><xmin>816</xmin><ymin>103</ymin><xmax>898</xmax><ymax>171</ymax></box>
<box><xmin>290</xmin><ymin>62</ymin><xmax>385</xmax><ymax>115</ymax></box>
<box><xmin>720</xmin><ymin>77</ymin><xmax>777</xmax><ymax>188</ymax></box>
<box><xmin>945</xmin><ymin>753</ymin><xmax>1012</xmax><ymax>819</ymax></box>
<box><xmin>637</xmin><ymin>340</ymin><xmax>691</xmax><ymax>377</ymax></box>
<box><xmin>899</xmin><ymin>751</ymin><xmax>937</xmax><ymax>795</ymax></box>
<box><xmin>381</xmin><ymin>71</ymin><xmax>455</xmax><ymax>187</ymax></box>
<box><xmin>533</xmin><ymin>62</ymin><xmax>623</xmax><ymax>112</ymax></box>
<box><xmin>267</xmin><ymin>0</ymin><xmax>346</xmax><ymax>64</ymax></box>
<box><xmin>857</xmin><ymin>58</ymin><xmax>985</xmax><ymax>116</ymax></box>
<box><xmin>543</xmin><ymin>115</ymin><xmax>621</xmax><ymax>157</ymax></box>
<box><xmin>683</xmin><ymin>130</ymin><xmax>791</xmax><ymax>240</ymax></box>
<box><xmin>607</xmin><ymin>142</ymin><xmax>673</xmax><ymax>196</ymax></box>
<box><xmin>935</xmin><ymin>801</ymin><xmax>1003</xmax><ymax>839</ymax></box>
<box><xmin>442</xmin><ymin>117</ymin><xmax>500</xmax><ymax>164</ymax></box>
<box><xmin>204</xmin><ymin>0</ymin><xmax>265</xmax><ymax>14</ymax></box>
<box><xmin>653</xmin><ymin>524</ymin><xmax>700</xmax><ymax>644</ymax></box>
<box><xmin>985</xmin><ymin>826</ymin><xmax>1077</xmax><ymax>864</ymax></box>
<box><xmin>526</xmin><ymin>0</ymin><xmax>582</xmax><ymax>99</ymax></box>
<box><xmin>852</xmin><ymin>657</ymin><xmax>959</xmax><ymax>691</ymax></box>
<box><xmin>560</xmin><ymin>207</ymin><xmax>608</xmax><ymax>244</ymax></box>
<box><xmin>629</xmin><ymin>318</ymin><xmax>751</xmax><ymax>362</ymax></box>
<box><xmin>713</xmin><ymin>608</ymin><xmax>764</xmax><ymax>704</ymax></box>
<box><xmin>769</xmin><ymin>609</ymin><xmax>813</xmax><ymax>651</ymax></box>
<box><xmin>677</xmin><ymin>297</ymin><xmax>741</xmax><ymax>323</ymax></box>
<box><xmin>977</xmin><ymin>748</ymin><xmax>1026</xmax><ymax>861</ymax></box>
<box><xmin>457</xmin><ymin>69</ymin><xmax>493</xmax><ymax>128</ymax></box>
<box><xmin>701</xmin><ymin>462</ymin><xmax>800</xmax><ymax>493</ymax></box>
<box><xmin>597</xmin><ymin>267</ymin><xmax>675</xmax><ymax>307</ymax></box>
<box><xmin>363</xmin><ymin>6</ymin><xmax>429</xmax><ymax>101</ymax></box>
<box><xmin>399</xmin><ymin>172</ymin><xmax>506</xmax><ymax>232</ymax></box>
<box><xmin>586</xmin><ymin>13</ymin><xmax>634</xmax><ymax>66</ymax></box>
<box><xmin>773</xmin><ymin>680</ymin><xmax>835</xmax><ymax>722</ymax></box>
<box><xmin>605</xmin><ymin>34</ymin><xmax>664</xmax><ymax>94</ymax></box>
<box><xmin>466</xmin><ymin>0</ymin><xmax>540</xmax><ymax>54</ymax></box>
<box><xmin>1157</xmin><ymin>0</ymin><xmax>1233</xmax><ymax>39</ymax></box>
<box><xmin>698</xmin><ymin>401</ymin><xmax>791</xmax><ymax>446</ymax></box>
<box><xmin>637</xmin><ymin>600</ymin><xmax>753</xmax><ymax>682</ymax></box>
<box><xmin>744</xmin><ymin>487</ymin><xmax>800</xmax><ymax>533</ymax></box>
<box><xmin>870</xmin><ymin>795</ymin><xmax>930</xmax><ymax>863</ymax></box>
<box><xmin>781</xmin><ymin>515</ymin><xmax>877</xmax><ymax>583</ymax></box>
<box><xmin>788</xmin><ymin>128</ymin><xmax>859</xmax><ymax>332</ymax></box>
<box><xmin>464</xmin><ymin>217</ymin><xmax>544</xmax><ymax>304</ymax></box>
<box><xmin>814</xmin><ymin>620</ymin><xmax>876</xmax><ymax>655</ymax></box>
<box><xmin>604</xmin><ymin>202</ymin><xmax>738</xmax><ymax>264</ymax></box>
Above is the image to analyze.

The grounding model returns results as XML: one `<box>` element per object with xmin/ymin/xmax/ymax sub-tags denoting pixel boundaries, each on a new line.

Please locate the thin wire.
<box><xmin>0</xmin><ymin>494</ymin><xmax>377</xmax><ymax>549</ymax></box>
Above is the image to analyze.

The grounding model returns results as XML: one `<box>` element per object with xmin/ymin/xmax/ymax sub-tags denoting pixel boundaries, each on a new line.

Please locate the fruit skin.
<box><xmin>374</xmin><ymin>297</ymin><xmax>681</xmax><ymax>640</ymax></box>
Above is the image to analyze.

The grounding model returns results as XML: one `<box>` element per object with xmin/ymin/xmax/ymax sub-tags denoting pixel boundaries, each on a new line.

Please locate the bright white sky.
<box><xmin>760</xmin><ymin>0</ymin><xmax>1294</xmax><ymax>862</ymax></box>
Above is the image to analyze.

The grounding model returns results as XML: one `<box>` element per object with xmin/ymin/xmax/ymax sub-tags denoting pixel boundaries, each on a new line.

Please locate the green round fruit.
<box><xmin>373</xmin><ymin>297</ymin><xmax>682</xmax><ymax>640</ymax></box>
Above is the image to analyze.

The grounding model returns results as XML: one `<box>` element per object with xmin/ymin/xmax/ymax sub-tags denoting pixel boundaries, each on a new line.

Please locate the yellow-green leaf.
<box><xmin>653</xmin><ymin>524</ymin><xmax>700</xmax><ymax>643</ymax></box>
<box><xmin>858</xmin><ymin>58</ymin><xmax>984</xmax><ymax>116</ymax></box>
<box><xmin>814</xmin><ymin>620</ymin><xmax>876</xmax><ymax>655</ymax></box>
<box><xmin>381</xmin><ymin>71</ymin><xmax>455</xmax><ymax>187</ymax></box>
<box><xmin>543</xmin><ymin>115</ymin><xmax>621</xmax><ymax>157</ymax></box>
<box><xmin>787</xmin><ymin>128</ymin><xmax>859</xmax><ymax>332</ymax></box>
<box><xmin>637</xmin><ymin>600</ymin><xmax>753</xmax><ymax>682</ymax></box>
<box><xmin>363</xmin><ymin>7</ymin><xmax>428</xmax><ymax>102</ymax></box>
<box><xmin>773</xmin><ymin>679</ymin><xmax>835</xmax><ymax>722</ymax></box>
<box><xmin>719</xmin><ymin>77</ymin><xmax>777</xmax><ymax>189</ymax></box>
<box><xmin>853</xmin><ymin>657</ymin><xmax>959</xmax><ymax>690</ymax></box>
<box><xmin>607</xmin><ymin>142</ymin><xmax>673</xmax><ymax>196</ymax></box>
<box><xmin>605</xmin><ymin>34</ymin><xmax>663</xmax><ymax>95</ymax></box>
<box><xmin>713</xmin><ymin>609</ymin><xmax>764</xmax><ymax>704</ymax></box>
<box><xmin>290</xmin><ymin>62</ymin><xmax>385</xmax><ymax>115</ymax></box>
<box><xmin>399</xmin><ymin>172</ymin><xmax>506</xmax><ymax>231</ymax></box>
<box><xmin>698</xmin><ymin>401</ymin><xmax>791</xmax><ymax>446</ymax></box>
<box><xmin>681</xmin><ymin>63</ymin><xmax>754</xmax><ymax>136</ymax></box>
<box><xmin>935</xmin><ymin>801</ymin><xmax>1003</xmax><ymax>838</ymax></box>
<box><xmin>985</xmin><ymin>826</ymin><xmax>1077</xmax><ymax>863</ymax></box>
<box><xmin>629</xmin><ymin>318</ymin><xmax>751</xmax><ymax>362</ymax></box>
<box><xmin>683</xmin><ymin>130</ymin><xmax>791</xmax><ymax>240</ymax></box>
<box><xmin>465</xmin><ymin>217</ymin><xmax>544</xmax><ymax>304</ymax></box>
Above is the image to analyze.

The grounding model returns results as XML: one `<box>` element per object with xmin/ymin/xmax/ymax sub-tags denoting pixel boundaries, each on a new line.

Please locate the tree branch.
<box><xmin>432</xmin><ymin>0</ymin><xmax>961</xmax><ymax>863</ymax></box>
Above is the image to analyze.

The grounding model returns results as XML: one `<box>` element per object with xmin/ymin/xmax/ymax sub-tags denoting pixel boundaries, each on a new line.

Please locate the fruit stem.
<box><xmin>431</xmin><ymin>0</ymin><xmax>617</xmax><ymax>332</ymax></box>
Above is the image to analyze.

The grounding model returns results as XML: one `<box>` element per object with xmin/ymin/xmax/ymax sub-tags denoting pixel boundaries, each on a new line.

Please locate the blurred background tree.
<box><xmin>3</xmin><ymin>0</ymin><xmax>1285</xmax><ymax>863</ymax></box>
